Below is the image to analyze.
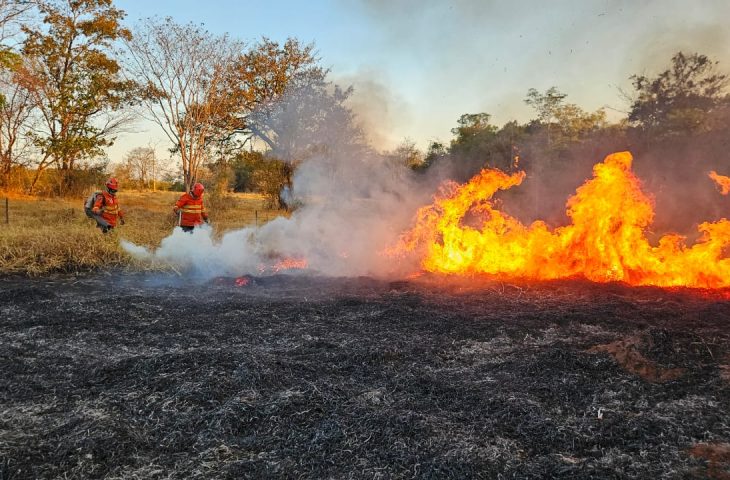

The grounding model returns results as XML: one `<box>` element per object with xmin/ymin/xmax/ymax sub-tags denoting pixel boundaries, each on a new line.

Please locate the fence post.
<box><xmin>255</xmin><ymin>210</ymin><xmax>258</xmax><ymax>227</ymax></box>
<box><xmin>4</xmin><ymin>198</ymin><xmax>8</xmax><ymax>225</ymax></box>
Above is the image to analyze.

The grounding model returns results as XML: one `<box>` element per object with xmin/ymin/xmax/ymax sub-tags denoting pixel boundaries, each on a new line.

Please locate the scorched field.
<box><xmin>1</xmin><ymin>273</ymin><xmax>729</xmax><ymax>479</ymax></box>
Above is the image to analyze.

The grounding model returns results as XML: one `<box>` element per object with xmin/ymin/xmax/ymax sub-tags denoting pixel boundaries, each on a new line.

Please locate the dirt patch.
<box><xmin>689</xmin><ymin>443</ymin><xmax>730</xmax><ymax>479</ymax></box>
<box><xmin>588</xmin><ymin>336</ymin><xmax>686</xmax><ymax>383</ymax></box>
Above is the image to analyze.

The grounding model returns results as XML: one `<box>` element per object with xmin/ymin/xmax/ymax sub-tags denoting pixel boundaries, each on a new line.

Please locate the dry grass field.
<box><xmin>0</xmin><ymin>191</ymin><xmax>283</xmax><ymax>275</ymax></box>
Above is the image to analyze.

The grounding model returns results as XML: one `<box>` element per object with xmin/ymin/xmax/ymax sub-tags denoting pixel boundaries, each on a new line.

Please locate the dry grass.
<box><xmin>0</xmin><ymin>191</ymin><xmax>283</xmax><ymax>275</ymax></box>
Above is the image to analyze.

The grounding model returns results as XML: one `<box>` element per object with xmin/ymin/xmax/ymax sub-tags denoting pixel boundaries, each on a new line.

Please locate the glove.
<box><xmin>119</xmin><ymin>218</ymin><xmax>126</xmax><ymax>226</ymax></box>
<box><xmin>204</xmin><ymin>217</ymin><xmax>210</xmax><ymax>224</ymax></box>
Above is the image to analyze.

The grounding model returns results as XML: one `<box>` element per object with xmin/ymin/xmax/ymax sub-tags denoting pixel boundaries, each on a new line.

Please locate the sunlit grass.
<box><xmin>0</xmin><ymin>191</ymin><xmax>283</xmax><ymax>275</ymax></box>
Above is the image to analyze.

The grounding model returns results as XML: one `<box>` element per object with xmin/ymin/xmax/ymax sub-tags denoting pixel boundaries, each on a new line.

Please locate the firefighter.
<box><xmin>173</xmin><ymin>182</ymin><xmax>209</xmax><ymax>233</ymax></box>
<box><xmin>90</xmin><ymin>177</ymin><xmax>125</xmax><ymax>234</ymax></box>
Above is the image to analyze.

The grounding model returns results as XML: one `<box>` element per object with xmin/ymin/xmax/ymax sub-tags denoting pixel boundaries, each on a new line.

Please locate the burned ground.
<box><xmin>0</xmin><ymin>274</ymin><xmax>729</xmax><ymax>479</ymax></box>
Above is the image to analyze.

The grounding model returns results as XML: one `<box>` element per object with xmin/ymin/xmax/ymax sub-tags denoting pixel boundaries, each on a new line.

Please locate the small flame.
<box><xmin>271</xmin><ymin>257</ymin><xmax>308</xmax><ymax>273</ymax></box>
<box><xmin>390</xmin><ymin>151</ymin><xmax>730</xmax><ymax>289</ymax></box>
<box><xmin>235</xmin><ymin>277</ymin><xmax>250</xmax><ymax>287</ymax></box>
<box><xmin>709</xmin><ymin>170</ymin><xmax>730</xmax><ymax>195</ymax></box>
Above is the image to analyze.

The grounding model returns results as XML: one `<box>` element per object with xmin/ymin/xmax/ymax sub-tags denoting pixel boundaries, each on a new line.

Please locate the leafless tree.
<box><xmin>125</xmin><ymin>17</ymin><xmax>243</xmax><ymax>190</ymax></box>
<box><xmin>0</xmin><ymin>0</ymin><xmax>35</xmax><ymax>48</ymax></box>
<box><xmin>0</xmin><ymin>64</ymin><xmax>36</xmax><ymax>186</ymax></box>
<box><xmin>123</xmin><ymin>146</ymin><xmax>155</xmax><ymax>188</ymax></box>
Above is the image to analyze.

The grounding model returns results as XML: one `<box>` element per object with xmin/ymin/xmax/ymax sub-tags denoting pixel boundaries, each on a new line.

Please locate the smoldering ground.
<box><xmin>1</xmin><ymin>274</ymin><xmax>729</xmax><ymax>479</ymax></box>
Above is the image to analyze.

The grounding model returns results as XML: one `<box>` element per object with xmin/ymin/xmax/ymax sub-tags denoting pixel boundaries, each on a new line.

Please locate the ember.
<box><xmin>391</xmin><ymin>151</ymin><xmax>730</xmax><ymax>289</ymax></box>
<box><xmin>271</xmin><ymin>257</ymin><xmax>308</xmax><ymax>273</ymax></box>
<box><xmin>235</xmin><ymin>276</ymin><xmax>250</xmax><ymax>287</ymax></box>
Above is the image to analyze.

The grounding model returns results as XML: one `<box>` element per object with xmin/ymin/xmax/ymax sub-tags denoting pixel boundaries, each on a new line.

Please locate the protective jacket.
<box><xmin>92</xmin><ymin>191</ymin><xmax>124</xmax><ymax>227</ymax></box>
<box><xmin>174</xmin><ymin>192</ymin><xmax>208</xmax><ymax>227</ymax></box>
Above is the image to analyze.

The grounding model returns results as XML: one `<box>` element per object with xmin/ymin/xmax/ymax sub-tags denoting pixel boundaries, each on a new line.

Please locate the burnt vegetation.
<box><xmin>1</xmin><ymin>274</ymin><xmax>729</xmax><ymax>479</ymax></box>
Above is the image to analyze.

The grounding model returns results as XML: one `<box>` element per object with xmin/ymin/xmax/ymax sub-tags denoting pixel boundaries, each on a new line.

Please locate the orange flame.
<box><xmin>271</xmin><ymin>257</ymin><xmax>308</xmax><ymax>273</ymax></box>
<box><xmin>709</xmin><ymin>170</ymin><xmax>730</xmax><ymax>195</ymax></box>
<box><xmin>390</xmin><ymin>151</ymin><xmax>730</xmax><ymax>288</ymax></box>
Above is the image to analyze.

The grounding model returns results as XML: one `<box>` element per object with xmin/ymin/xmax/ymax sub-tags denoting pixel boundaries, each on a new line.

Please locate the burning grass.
<box><xmin>0</xmin><ymin>274</ymin><xmax>728</xmax><ymax>478</ymax></box>
<box><xmin>0</xmin><ymin>192</ymin><xmax>282</xmax><ymax>275</ymax></box>
<box><xmin>391</xmin><ymin>152</ymin><xmax>730</xmax><ymax>289</ymax></box>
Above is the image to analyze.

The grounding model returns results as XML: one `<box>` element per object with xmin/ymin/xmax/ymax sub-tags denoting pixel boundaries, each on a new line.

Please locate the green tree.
<box><xmin>628</xmin><ymin>52</ymin><xmax>729</xmax><ymax>138</ymax></box>
<box><xmin>422</xmin><ymin>141</ymin><xmax>446</xmax><ymax>170</ymax></box>
<box><xmin>524</xmin><ymin>87</ymin><xmax>567</xmax><ymax>124</ymax></box>
<box><xmin>525</xmin><ymin>87</ymin><xmax>606</xmax><ymax>149</ymax></box>
<box><xmin>21</xmin><ymin>0</ymin><xmax>137</xmax><ymax>194</ymax></box>
<box><xmin>451</xmin><ymin>113</ymin><xmax>497</xmax><ymax>141</ymax></box>
<box><xmin>449</xmin><ymin>113</ymin><xmax>515</xmax><ymax>171</ymax></box>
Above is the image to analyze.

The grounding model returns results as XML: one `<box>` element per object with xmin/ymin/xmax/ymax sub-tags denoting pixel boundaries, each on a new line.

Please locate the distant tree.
<box><xmin>552</xmin><ymin>104</ymin><xmax>607</xmax><ymax>145</ymax></box>
<box><xmin>227</xmin><ymin>151</ymin><xmax>260</xmax><ymax>192</ymax></box>
<box><xmin>525</xmin><ymin>87</ymin><xmax>606</xmax><ymax>149</ymax></box>
<box><xmin>422</xmin><ymin>140</ymin><xmax>446</xmax><ymax>170</ymax></box>
<box><xmin>629</xmin><ymin>52</ymin><xmax>729</xmax><ymax>138</ymax></box>
<box><xmin>451</xmin><ymin>113</ymin><xmax>497</xmax><ymax>141</ymax></box>
<box><xmin>525</xmin><ymin>87</ymin><xmax>566</xmax><ymax>123</ymax></box>
<box><xmin>123</xmin><ymin>146</ymin><xmax>156</xmax><ymax>188</ymax></box>
<box><xmin>247</xmin><ymin>154</ymin><xmax>290</xmax><ymax>208</ymax></box>
<box><xmin>387</xmin><ymin>138</ymin><xmax>424</xmax><ymax>174</ymax></box>
<box><xmin>21</xmin><ymin>0</ymin><xmax>138</xmax><ymax>194</ymax></box>
<box><xmin>449</xmin><ymin>113</ymin><xmax>515</xmax><ymax>171</ymax></box>
<box><xmin>126</xmin><ymin>17</ymin><xmax>242</xmax><ymax>191</ymax></box>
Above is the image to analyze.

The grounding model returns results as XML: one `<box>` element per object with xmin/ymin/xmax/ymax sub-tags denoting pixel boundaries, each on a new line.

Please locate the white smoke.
<box><xmin>120</xmin><ymin>73</ymin><xmax>474</xmax><ymax>279</ymax></box>
<box><xmin>122</xmin><ymin>169</ymin><xmax>427</xmax><ymax>279</ymax></box>
<box><xmin>121</xmin><ymin>89</ymin><xmax>445</xmax><ymax>279</ymax></box>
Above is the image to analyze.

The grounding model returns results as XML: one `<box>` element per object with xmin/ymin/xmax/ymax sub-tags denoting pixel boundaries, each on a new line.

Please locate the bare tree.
<box><xmin>0</xmin><ymin>63</ymin><xmax>36</xmax><ymax>187</ymax></box>
<box><xmin>123</xmin><ymin>146</ymin><xmax>155</xmax><ymax>188</ymax></box>
<box><xmin>125</xmin><ymin>17</ymin><xmax>242</xmax><ymax>191</ymax></box>
<box><xmin>0</xmin><ymin>0</ymin><xmax>35</xmax><ymax>50</ymax></box>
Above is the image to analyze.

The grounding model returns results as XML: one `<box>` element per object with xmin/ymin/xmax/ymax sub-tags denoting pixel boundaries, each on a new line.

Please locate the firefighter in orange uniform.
<box><xmin>91</xmin><ymin>177</ymin><xmax>125</xmax><ymax>234</ymax></box>
<box><xmin>173</xmin><ymin>182</ymin><xmax>209</xmax><ymax>233</ymax></box>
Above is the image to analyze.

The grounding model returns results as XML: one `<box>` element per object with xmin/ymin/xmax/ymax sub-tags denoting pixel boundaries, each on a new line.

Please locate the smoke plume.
<box><xmin>122</xmin><ymin>87</ymin><xmax>443</xmax><ymax>279</ymax></box>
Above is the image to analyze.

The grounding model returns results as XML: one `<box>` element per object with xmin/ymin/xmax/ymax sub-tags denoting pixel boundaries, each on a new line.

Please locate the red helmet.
<box><xmin>192</xmin><ymin>182</ymin><xmax>205</xmax><ymax>197</ymax></box>
<box><xmin>105</xmin><ymin>177</ymin><xmax>119</xmax><ymax>192</ymax></box>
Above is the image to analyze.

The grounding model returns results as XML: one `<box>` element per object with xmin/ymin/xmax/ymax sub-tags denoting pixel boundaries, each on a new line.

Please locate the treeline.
<box><xmin>0</xmin><ymin>0</ymin><xmax>362</xmax><ymax>205</ymax></box>
<box><xmin>1</xmin><ymin>1</ymin><xmax>729</xmax><ymax>214</ymax></box>
<box><xmin>388</xmin><ymin>52</ymin><xmax>730</xmax><ymax>230</ymax></box>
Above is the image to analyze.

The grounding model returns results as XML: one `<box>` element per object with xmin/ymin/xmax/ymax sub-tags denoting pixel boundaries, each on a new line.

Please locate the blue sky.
<box><xmin>109</xmin><ymin>0</ymin><xmax>730</xmax><ymax>163</ymax></box>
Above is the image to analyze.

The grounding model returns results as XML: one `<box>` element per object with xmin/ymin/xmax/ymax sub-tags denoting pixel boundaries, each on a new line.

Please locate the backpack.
<box><xmin>84</xmin><ymin>191</ymin><xmax>102</xmax><ymax>218</ymax></box>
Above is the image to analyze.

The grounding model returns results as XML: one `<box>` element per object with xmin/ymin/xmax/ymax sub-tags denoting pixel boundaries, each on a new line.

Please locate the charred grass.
<box><xmin>0</xmin><ymin>274</ymin><xmax>729</xmax><ymax>479</ymax></box>
<box><xmin>0</xmin><ymin>192</ymin><xmax>281</xmax><ymax>275</ymax></box>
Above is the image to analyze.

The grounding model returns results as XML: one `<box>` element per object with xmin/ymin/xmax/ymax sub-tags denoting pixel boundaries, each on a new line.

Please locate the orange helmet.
<box><xmin>192</xmin><ymin>182</ymin><xmax>205</xmax><ymax>197</ymax></box>
<box><xmin>105</xmin><ymin>177</ymin><xmax>119</xmax><ymax>193</ymax></box>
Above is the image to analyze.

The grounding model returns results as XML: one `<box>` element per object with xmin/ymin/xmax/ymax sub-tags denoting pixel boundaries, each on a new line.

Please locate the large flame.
<box><xmin>391</xmin><ymin>151</ymin><xmax>730</xmax><ymax>288</ymax></box>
